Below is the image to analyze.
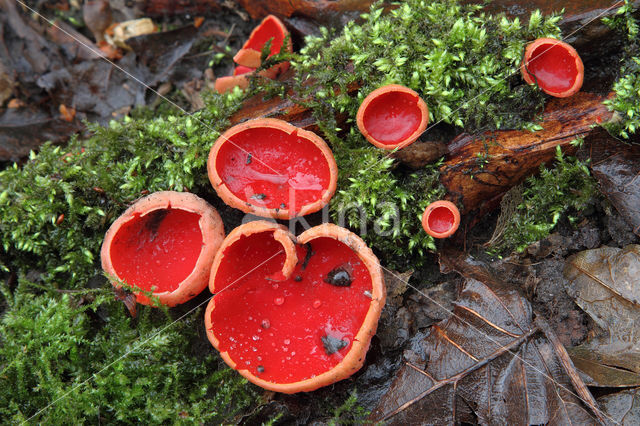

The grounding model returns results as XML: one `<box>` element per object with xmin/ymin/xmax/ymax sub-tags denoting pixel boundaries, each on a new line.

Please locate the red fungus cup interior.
<box><xmin>357</xmin><ymin>85</ymin><xmax>428</xmax><ymax>150</ymax></box>
<box><xmin>210</xmin><ymin>120</ymin><xmax>336</xmax><ymax>218</ymax></box>
<box><xmin>109</xmin><ymin>208</ymin><xmax>203</xmax><ymax>293</ymax></box>
<box><xmin>244</xmin><ymin>15</ymin><xmax>285</xmax><ymax>58</ymax></box>
<box><xmin>521</xmin><ymin>38</ymin><xmax>583</xmax><ymax>98</ymax></box>
<box><xmin>208</xmin><ymin>230</ymin><xmax>375</xmax><ymax>386</ymax></box>
<box><xmin>422</xmin><ymin>201</ymin><xmax>460</xmax><ymax>239</ymax></box>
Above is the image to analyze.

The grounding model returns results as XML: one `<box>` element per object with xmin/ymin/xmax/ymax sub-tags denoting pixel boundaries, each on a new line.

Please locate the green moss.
<box><xmin>603</xmin><ymin>0</ymin><xmax>640</xmax><ymax>140</ymax></box>
<box><xmin>0</xmin><ymin>90</ymin><xmax>244</xmax><ymax>287</ymax></box>
<box><xmin>486</xmin><ymin>146</ymin><xmax>598</xmax><ymax>254</ymax></box>
<box><xmin>293</xmin><ymin>1</ymin><xmax>561</xmax><ymax>132</ymax></box>
<box><xmin>0</xmin><ymin>278</ymin><xmax>258</xmax><ymax>424</ymax></box>
<box><xmin>288</xmin><ymin>0</ymin><xmax>562</xmax><ymax>264</ymax></box>
<box><xmin>328</xmin><ymin>389</ymin><xmax>369</xmax><ymax>425</ymax></box>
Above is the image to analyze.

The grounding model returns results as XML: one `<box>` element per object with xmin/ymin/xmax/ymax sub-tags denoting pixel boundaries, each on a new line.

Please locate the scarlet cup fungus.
<box><xmin>421</xmin><ymin>200</ymin><xmax>460</xmax><ymax>239</ymax></box>
<box><xmin>101</xmin><ymin>191</ymin><xmax>225</xmax><ymax>306</ymax></box>
<box><xmin>356</xmin><ymin>84</ymin><xmax>429</xmax><ymax>150</ymax></box>
<box><xmin>520</xmin><ymin>38</ymin><xmax>584</xmax><ymax>98</ymax></box>
<box><xmin>215</xmin><ymin>15</ymin><xmax>292</xmax><ymax>93</ymax></box>
<box><xmin>233</xmin><ymin>14</ymin><xmax>291</xmax><ymax>72</ymax></box>
<box><xmin>207</xmin><ymin>118</ymin><xmax>338</xmax><ymax>219</ymax></box>
<box><xmin>205</xmin><ymin>221</ymin><xmax>385</xmax><ymax>393</ymax></box>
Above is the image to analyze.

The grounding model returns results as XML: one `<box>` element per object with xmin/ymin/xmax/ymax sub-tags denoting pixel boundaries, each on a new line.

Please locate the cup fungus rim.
<box><xmin>207</xmin><ymin>118</ymin><xmax>338</xmax><ymax>219</ymax></box>
<box><xmin>520</xmin><ymin>37</ymin><xmax>584</xmax><ymax>98</ymax></box>
<box><xmin>100</xmin><ymin>190</ymin><xmax>225</xmax><ymax>307</ymax></box>
<box><xmin>233</xmin><ymin>14</ymin><xmax>292</xmax><ymax>69</ymax></box>
<box><xmin>204</xmin><ymin>220</ymin><xmax>385</xmax><ymax>394</ymax></box>
<box><xmin>356</xmin><ymin>83</ymin><xmax>429</xmax><ymax>150</ymax></box>
<box><xmin>421</xmin><ymin>200</ymin><xmax>461</xmax><ymax>239</ymax></box>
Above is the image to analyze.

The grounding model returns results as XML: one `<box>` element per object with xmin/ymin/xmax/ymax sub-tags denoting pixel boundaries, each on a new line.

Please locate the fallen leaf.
<box><xmin>564</xmin><ymin>245</ymin><xmax>640</xmax><ymax>386</ymax></box>
<box><xmin>0</xmin><ymin>107</ymin><xmax>82</xmax><ymax>161</ymax></box>
<box><xmin>82</xmin><ymin>0</ymin><xmax>113</xmax><ymax>43</ymax></box>
<box><xmin>371</xmin><ymin>255</ymin><xmax>600</xmax><ymax>424</ymax></box>
<box><xmin>114</xmin><ymin>286</ymin><xmax>137</xmax><ymax>318</ymax></box>
<box><xmin>598</xmin><ymin>389</ymin><xmax>640</xmax><ymax>425</ymax></box>
<box><xmin>586</xmin><ymin>132</ymin><xmax>640</xmax><ymax>236</ymax></box>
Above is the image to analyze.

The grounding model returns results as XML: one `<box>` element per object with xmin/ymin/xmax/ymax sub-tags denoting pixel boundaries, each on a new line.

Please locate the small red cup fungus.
<box><xmin>204</xmin><ymin>220</ymin><xmax>385</xmax><ymax>393</ymax></box>
<box><xmin>207</xmin><ymin>118</ymin><xmax>338</xmax><ymax>219</ymax></box>
<box><xmin>421</xmin><ymin>200</ymin><xmax>460</xmax><ymax>239</ymax></box>
<box><xmin>101</xmin><ymin>191</ymin><xmax>225</xmax><ymax>306</ymax></box>
<box><xmin>520</xmin><ymin>38</ymin><xmax>584</xmax><ymax>98</ymax></box>
<box><xmin>233</xmin><ymin>14</ymin><xmax>291</xmax><ymax>71</ymax></box>
<box><xmin>215</xmin><ymin>15</ymin><xmax>292</xmax><ymax>93</ymax></box>
<box><xmin>356</xmin><ymin>84</ymin><xmax>429</xmax><ymax>150</ymax></box>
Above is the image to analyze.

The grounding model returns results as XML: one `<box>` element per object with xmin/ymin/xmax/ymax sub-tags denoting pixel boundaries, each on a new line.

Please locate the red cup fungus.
<box><xmin>215</xmin><ymin>15</ymin><xmax>292</xmax><ymax>93</ymax></box>
<box><xmin>207</xmin><ymin>118</ymin><xmax>338</xmax><ymax>219</ymax></box>
<box><xmin>356</xmin><ymin>84</ymin><xmax>429</xmax><ymax>150</ymax></box>
<box><xmin>233</xmin><ymin>14</ymin><xmax>291</xmax><ymax>71</ymax></box>
<box><xmin>101</xmin><ymin>191</ymin><xmax>225</xmax><ymax>307</ymax></box>
<box><xmin>421</xmin><ymin>200</ymin><xmax>460</xmax><ymax>239</ymax></box>
<box><xmin>520</xmin><ymin>38</ymin><xmax>584</xmax><ymax>98</ymax></box>
<box><xmin>204</xmin><ymin>220</ymin><xmax>385</xmax><ymax>393</ymax></box>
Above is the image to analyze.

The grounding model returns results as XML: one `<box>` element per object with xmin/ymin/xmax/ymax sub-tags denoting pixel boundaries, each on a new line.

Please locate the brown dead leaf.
<box><xmin>598</xmin><ymin>389</ymin><xmax>640</xmax><ymax>424</ymax></box>
<box><xmin>371</xmin><ymin>256</ymin><xmax>600</xmax><ymax>425</ymax></box>
<box><xmin>114</xmin><ymin>286</ymin><xmax>137</xmax><ymax>318</ymax></box>
<box><xmin>586</xmin><ymin>133</ymin><xmax>640</xmax><ymax>236</ymax></box>
<box><xmin>564</xmin><ymin>245</ymin><xmax>640</xmax><ymax>386</ymax></box>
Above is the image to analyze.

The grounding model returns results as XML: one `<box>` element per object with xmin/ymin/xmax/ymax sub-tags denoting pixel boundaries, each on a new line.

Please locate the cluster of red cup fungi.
<box><xmin>100</xmin><ymin>21</ymin><xmax>584</xmax><ymax>393</ymax></box>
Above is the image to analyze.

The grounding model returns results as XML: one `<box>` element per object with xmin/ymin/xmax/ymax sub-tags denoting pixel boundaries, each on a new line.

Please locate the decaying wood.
<box><xmin>142</xmin><ymin>0</ymin><xmax>374</xmax><ymax>20</ymax></box>
<box><xmin>439</xmin><ymin>92</ymin><xmax>613</xmax><ymax>218</ymax></box>
<box><xmin>391</xmin><ymin>140</ymin><xmax>449</xmax><ymax>169</ymax></box>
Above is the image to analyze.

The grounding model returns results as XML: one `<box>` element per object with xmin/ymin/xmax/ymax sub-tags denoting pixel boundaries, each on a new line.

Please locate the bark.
<box><xmin>440</xmin><ymin>92</ymin><xmax>613</xmax><ymax>219</ymax></box>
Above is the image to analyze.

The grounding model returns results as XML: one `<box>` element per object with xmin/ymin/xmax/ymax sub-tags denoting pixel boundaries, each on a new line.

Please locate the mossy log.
<box><xmin>144</xmin><ymin>0</ymin><xmax>625</xmax><ymax>224</ymax></box>
<box><xmin>440</xmin><ymin>92</ymin><xmax>613</xmax><ymax>221</ymax></box>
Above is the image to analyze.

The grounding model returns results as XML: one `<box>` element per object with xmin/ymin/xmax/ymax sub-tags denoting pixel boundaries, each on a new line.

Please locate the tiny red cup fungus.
<box><xmin>356</xmin><ymin>84</ymin><xmax>429</xmax><ymax>150</ymax></box>
<box><xmin>207</xmin><ymin>118</ymin><xmax>338</xmax><ymax>219</ymax></box>
<box><xmin>101</xmin><ymin>191</ymin><xmax>225</xmax><ymax>306</ymax></box>
<box><xmin>520</xmin><ymin>38</ymin><xmax>584</xmax><ymax>98</ymax></box>
<box><xmin>204</xmin><ymin>221</ymin><xmax>385</xmax><ymax>393</ymax></box>
<box><xmin>421</xmin><ymin>200</ymin><xmax>460</xmax><ymax>239</ymax></box>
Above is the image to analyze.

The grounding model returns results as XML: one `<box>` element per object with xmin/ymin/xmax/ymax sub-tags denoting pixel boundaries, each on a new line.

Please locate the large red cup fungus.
<box><xmin>204</xmin><ymin>221</ymin><xmax>385</xmax><ymax>393</ymax></box>
<box><xmin>208</xmin><ymin>118</ymin><xmax>338</xmax><ymax>219</ymax></box>
<box><xmin>101</xmin><ymin>191</ymin><xmax>225</xmax><ymax>306</ymax></box>
<box><xmin>356</xmin><ymin>84</ymin><xmax>429</xmax><ymax>150</ymax></box>
<box><xmin>421</xmin><ymin>200</ymin><xmax>460</xmax><ymax>239</ymax></box>
<box><xmin>520</xmin><ymin>38</ymin><xmax>584</xmax><ymax>98</ymax></box>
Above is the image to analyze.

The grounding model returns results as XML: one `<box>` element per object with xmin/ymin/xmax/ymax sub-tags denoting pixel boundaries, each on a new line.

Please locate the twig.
<box><xmin>535</xmin><ymin>316</ymin><xmax>608</xmax><ymax>425</ymax></box>
<box><xmin>381</xmin><ymin>325</ymin><xmax>539</xmax><ymax>422</ymax></box>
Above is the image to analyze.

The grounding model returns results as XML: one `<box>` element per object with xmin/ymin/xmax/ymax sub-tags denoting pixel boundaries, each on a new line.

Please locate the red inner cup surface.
<box><xmin>245</xmin><ymin>17</ymin><xmax>284</xmax><ymax>57</ymax></box>
<box><xmin>362</xmin><ymin>91</ymin><xmax>422</xmax><ymax>146</ymax></box>
<box><xmin>210</xmin><ymin>232</ymin><xmax>373</xmax><ymax>384</ymax></box>
<box><xmin>215</xmin><ymin>127</ymin><xmax>331</xmax><ymax>213</ymax></box>
<box><xmin>110</xmin><ymin>208</ymin><xmax>203</xmax><ymax>293</ymax></box>
<box><xmin>234</xmin><ymin>65</ymin><xmax>254</xmax><ymax>76</ymax></box>
<box><xmin>428</xmin><ymin>206</ymin><xmax>455</xmax><ymax>234</ymax></box>
<box><xmin>527</xmin><ymin>43</ymin><xmax>578</xmax><ymax>93</ymax></box>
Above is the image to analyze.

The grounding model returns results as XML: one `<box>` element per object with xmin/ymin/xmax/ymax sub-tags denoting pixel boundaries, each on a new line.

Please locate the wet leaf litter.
<box><xmin>3</xmin><ymin>0</ymin><xmax>640</xmax><ymax>424</ymax></box>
